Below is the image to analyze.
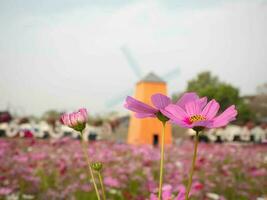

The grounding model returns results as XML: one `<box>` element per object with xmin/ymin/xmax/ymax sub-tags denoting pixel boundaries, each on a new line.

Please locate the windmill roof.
<box><xmin>139</xmin><ymin>72</ymin><xmax>165</xmax><ymax>83</ymax></box>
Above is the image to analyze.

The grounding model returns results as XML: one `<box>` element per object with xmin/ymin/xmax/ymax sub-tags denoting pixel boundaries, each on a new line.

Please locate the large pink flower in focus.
<box><xmin>162</xmin><ymin>93</ymin><xmax>237</xmax><ymax>130</ymax></box>
<box><xmin>124</xmin><ymin>93</ymin><xmax>206</xmax><ymax>122</ymax></box>
<box><xmin>60</xmin><ymin>108</ymin><xmax>88</xmax><ymax>132</ymax></box>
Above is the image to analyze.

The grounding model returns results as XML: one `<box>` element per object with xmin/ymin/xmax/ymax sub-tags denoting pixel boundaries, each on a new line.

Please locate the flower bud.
<box><xmin>60</xmin><ymin>108</ymin><xmax>88</xmax><ymax>132</ymax></box>
<box><xmin>91</xmin><ymin>162</ymin><xmax>103</xmax><ymax>172</ymax></box>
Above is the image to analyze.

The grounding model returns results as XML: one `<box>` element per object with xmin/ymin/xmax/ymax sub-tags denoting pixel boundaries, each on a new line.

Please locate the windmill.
<box><xmin>105</xmin><ymin>45</ymin><xmax>180</xmax><ymax>108</ymax></box>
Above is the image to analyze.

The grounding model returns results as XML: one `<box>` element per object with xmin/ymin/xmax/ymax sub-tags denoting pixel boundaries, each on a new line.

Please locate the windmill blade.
<box><xmin>162</xmin><ymin>67</ymin><xmax>180</xmax><ymax>82</ymax></box>
<box><xmin>105</xmin><ymin>67</ymin><xmax>180</xmax><ymax>108</ymax></box>
<box><xmin>121</xmin><ymin>45</ymin><xmax>142</xmax><ymax>78</ymax></box>
<box><xmin>105</xmin><ymin>89</ymin><xmax>134</xmax><ymax>108</ymax></box>
<box><xmin>105</xmin><ymin>45</ymin><xmax>141</xmax><ymax>109</ymax></box>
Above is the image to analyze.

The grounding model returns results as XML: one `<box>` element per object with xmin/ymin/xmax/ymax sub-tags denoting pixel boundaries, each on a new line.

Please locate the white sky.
<box><xmin>0</xmin><ymin>0</ymin><xmax>267</xmax><ymax>116</ymax></box>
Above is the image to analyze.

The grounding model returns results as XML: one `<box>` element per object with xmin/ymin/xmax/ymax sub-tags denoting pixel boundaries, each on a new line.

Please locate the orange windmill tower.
<box><xmin>127</xmin><ymin>72</ymin><xmax>172</xmax><ymax>145</ymax></box>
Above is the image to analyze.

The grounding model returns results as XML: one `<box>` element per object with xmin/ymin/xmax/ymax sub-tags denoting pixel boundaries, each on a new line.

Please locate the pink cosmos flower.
<box><xmin>162</xmin><ymin>93</ymin><xmax>237</xmax><ymax>129</ymax></box>
<box><xmin>124</xmin><ymin>93</ymin><xmax>206</xmax><ymax>122</ymax></box>
<box><xmin>60</xmin><ymin>108</ymin><xmax>88</xmax><ymax>132</ymax></box>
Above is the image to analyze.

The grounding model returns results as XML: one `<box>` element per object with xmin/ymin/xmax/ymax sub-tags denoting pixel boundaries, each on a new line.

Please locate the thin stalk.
<box><xmin>79</xmin><ymin>132</ymin><xmax>101</xmax><ymax>200</ymax></box>
<box><xmin>97</xmin><ymin>171</ymin><xmax>106</xmax><ymax>200</ymax></box>
<box><xmin>158</xmin><ymin>122</ymin><xmax>166</xmax><ymax>200</ymax></box>
<box><xmin>185</xmin><ymin>131</ymin><xmax>200</xmax><ymax>200</ymax></box>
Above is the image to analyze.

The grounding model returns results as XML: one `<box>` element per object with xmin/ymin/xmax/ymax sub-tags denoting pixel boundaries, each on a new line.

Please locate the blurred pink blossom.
<box><xmin>0</xmin><ymin>187</ymin><xmax>12</xmax><ymax>195</ymax></box>
<box><xmin>104</xmin><ymin>177</ymin><xmax>120</xmax><ymax>188</ymax></box>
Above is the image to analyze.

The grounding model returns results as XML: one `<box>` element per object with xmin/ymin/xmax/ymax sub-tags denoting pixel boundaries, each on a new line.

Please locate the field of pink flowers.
<box><xmin>0</xmin><ymin>138</ymin><xmax>266</xmax><ymax>200</ymax></box>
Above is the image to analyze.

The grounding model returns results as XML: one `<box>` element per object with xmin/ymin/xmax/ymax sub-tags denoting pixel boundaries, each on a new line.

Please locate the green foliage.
<box><xmin>186</xmin><ymin>71</ymin><xmax>254</xmax><ymax>122</ymax></box>
<box><xmin>41</xmin><ymin>110</ymin><xmax>61</xmax><ymax>124</ymax></box>
<box><xmin>36</xmin><ymin>168</ymin><xmax>58</xmax><ymax>191</ymax></box>
<box><xmin>74</xmin><ymin>191</ymin><xmax>99</xmax><ymax>200</ymax></box>
<box><xmin>187</xmin><ymin>71</ymin><xmax>219</xmax><ymax>92</ymax></box>
<box><xmin>237</xmin><ymin>101</ymin><xmax>255</xmax><ymax>122</ymax></box>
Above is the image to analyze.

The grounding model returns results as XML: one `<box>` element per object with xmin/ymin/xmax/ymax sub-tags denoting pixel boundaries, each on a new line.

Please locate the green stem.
<box><xmin>97</xmin><ymin>171</ymin><xmax>106</xmax><ymax>200</ymax></box>
<box><xmin>79</xmin><ymin>132</ymin><xmax>101</xmax><ymax>200</ymax></box>
<box><xmin>158</xmin><ymin>122</ymin><xmax>166</xmax><ymax>200</ymax></box>
<box><xmin>185</xmin><ymin>131</ymin><xmax>199</xmax><ymax>200</ymax></box>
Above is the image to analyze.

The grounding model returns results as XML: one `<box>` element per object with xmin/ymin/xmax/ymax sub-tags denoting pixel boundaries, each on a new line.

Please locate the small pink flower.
<box><xmin>192</xmin><ymin>181</ymin><xmax>204</xmax><ymax>191</ymax></box>
<box><xmin>149</xmin><ymin>194</ymin><xmax>158</xmax><ymax>200</ymax></box>
<box><xmin>162</xmin><ymin>184</ymin><xmax>173</xmax><ymax>200</ymax></box>
<box><xmin>60</xmin><ymin>108</ymin><xmax>88</xmax><ymax>132</ymax></box>
<box><xmin>175</xmin><ymin>185</ymin><xmax>186</xmax><ymax>200</ymax></box>
<box><xmin>0</xmin><ymin>187</ymin><xmax>13</xmax><ymax>195</ymax></box>
<box><xmin>57</xmin><ymin>159</ymin><xmax>67</xmax><ymax>175</ymax></box>
<box><xmin>162</xmin><ymin>93</ymin><xmax>237</xmax><ymax>130</ymax></box>
<box><xmin>23</xmin><ymin>130</ymin><xmax>34</xmax><ymax>138</ymax></box>
<box><xmin>250</xmin><ymin>168</ymin><xmax>266</xmax><ymax>177</ymax></box>
<box><xmin>149</xmin><ymin>185</ymin><xmax>185</xmax><ymax>200</ymax></box>
<box><xmin>104</xmin><ymin>177</ymin><xmax>120</xmax><ymax>188</ymax></box>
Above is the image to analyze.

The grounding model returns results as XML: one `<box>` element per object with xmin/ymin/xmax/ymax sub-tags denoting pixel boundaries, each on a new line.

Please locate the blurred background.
<box><xmin>0</xmin><ymin>0</ymin><xmax>267</xmax><ymax>200</ymax></box>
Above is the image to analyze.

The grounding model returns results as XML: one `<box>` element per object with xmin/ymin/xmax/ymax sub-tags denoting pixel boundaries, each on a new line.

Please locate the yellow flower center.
<box><xmin>189</xmin><ymin>115</ymin><xmax>206</xmax><ymax>124</ymax></box>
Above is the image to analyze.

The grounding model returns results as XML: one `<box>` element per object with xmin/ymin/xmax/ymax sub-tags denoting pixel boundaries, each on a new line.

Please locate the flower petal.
<box><xmin>176</xmin><ymin>92</ymin><xmax>199</xmax><ymax>109</ymax></box>
<box><xmin>170</xmin><ymin>119</ymin><xmax>191</xmax><ymax>128</ymax></box>
<box><xmin>61</xmin><ymin>113</ymin><xmax>71</xmax><ymax>126</ymax></box>
<box><xmin>78</xmin><ymin>108</ymin><xmax>88</xmax><ymax>121</ymax></box>
<box><xmin>70</xmin><ymin>113</ymin><xmax>78</xmax><ymax>127</ymax></box>
<box><xmin>201</xmin><ymin>99</ymin><xmax>220</xmax><ymax>120</ymax></box>
<box><xmin>191</xmin><ymin>120</ymin><xmax>213</xmax><ymax>128</ymax></box>
<box><xmin>124</xmin><ymin>96</ymin><xmax>158</xmax><ymax>115</ymax></box>
<box><xmin>198</xmin><ymin>97</ymin><xmax>207</xmax><ymax>109</ymax></box>
<box><xmin>151</xmin><ymin>93</ymin><xmax>171</xmax><ymax>109</ymax></box>
<box><xmin>185</xmin><ymin>101</ymin><xmax>201</xmax><ymax>116</ymax></box>
<box><xmin>162</xmin><ymin>104</ymin><xmax>188</xmax><ymax>121</ymax></box>
<box><xmin>76</xmin><ymin>112</ymin><xmax>86</xmax><ymax>124</ymax></box>
<box><xmin>135</xmin><ymin>113</ymin><xmax>156</xmax><ymax>118</ymax></box>
<box><xmin>211</xmin><ymin>105</ymin><xmax>238</xmax><ymax>128</ymax></box>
